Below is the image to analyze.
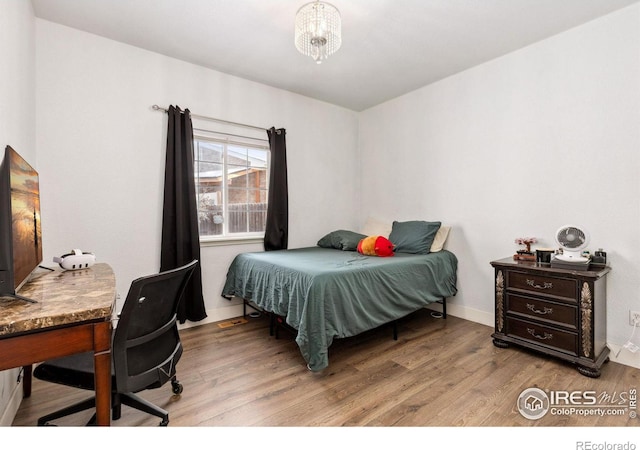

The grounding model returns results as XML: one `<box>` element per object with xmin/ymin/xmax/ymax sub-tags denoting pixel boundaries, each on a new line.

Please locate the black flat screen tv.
<box><xmin>0</xmin><ymin>145</ymin><xmax>43</xmax><ymax>301</ymax></box>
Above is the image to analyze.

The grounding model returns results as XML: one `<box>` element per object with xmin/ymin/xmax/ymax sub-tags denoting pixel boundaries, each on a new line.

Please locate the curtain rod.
<box><xmin>152</xmin><ymin>104</ymin><xmax>267</xmax><ymax>132</ymax></box>
<box><xmin>192</xmin><ymin>127</ymin><xmax>268</xmax><ymax>144</ymax></box>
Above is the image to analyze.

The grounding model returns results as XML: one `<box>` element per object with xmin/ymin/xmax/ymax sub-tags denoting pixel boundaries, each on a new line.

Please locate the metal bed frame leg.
<box><xmin>240</xmin><ymin>297</ymin><xmax>277</xmax><ymax>336</ymax></box>
<box><xmin>391</xmin><ymin>297</ymin><xmax>448</xmax><ymax>341</ymax></box>
<box><xmin>224</xmin><ymin>295</ymin><xmax>275</xmax><ymax>335</ymax></box>
<box><xmin>431</xmin><ymin>297</ymin><xmax>447</xmax><ymax>319</ymax></box>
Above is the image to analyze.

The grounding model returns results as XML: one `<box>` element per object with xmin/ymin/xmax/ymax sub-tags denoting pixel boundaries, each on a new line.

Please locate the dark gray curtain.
<box><xmin>160</xmin><ymin>105</ymin><xmax>207</xmax><ymax>323</ymax></box>
<box><xmin>264</xmin><ymin>127</ymin><xmax>288</xmax><ymax>251</ymax></box>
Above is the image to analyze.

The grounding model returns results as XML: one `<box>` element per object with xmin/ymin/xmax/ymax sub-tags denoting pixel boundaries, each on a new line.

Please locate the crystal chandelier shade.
<box><xmin>294</xmin><ymin>1</ymin><xmax>342</xmax><ymax>64</ymax></box>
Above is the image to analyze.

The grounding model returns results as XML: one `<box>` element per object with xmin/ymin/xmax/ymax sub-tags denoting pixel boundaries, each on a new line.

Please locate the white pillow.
<box><xmin>430</xmin><ymin>226</ymin><xmax>451</xmax><ymax>252</ymax></box>
<box><xmin>360</xmin><ymin>217</ymin><xmax>392</xmax><ymax>237</ymax></box>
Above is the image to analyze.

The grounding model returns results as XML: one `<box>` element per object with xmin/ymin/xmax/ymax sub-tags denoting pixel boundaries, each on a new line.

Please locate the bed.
<box><xmin>221</xmin><ymin>222</ymin><xmax>458</xmax><ymax>371</ymax></box>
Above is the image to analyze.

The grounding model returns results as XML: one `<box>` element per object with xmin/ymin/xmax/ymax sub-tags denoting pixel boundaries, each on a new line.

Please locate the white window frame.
<box><xmin>194</xmin><ymin>134</ymin><xmax>270</xmax><ymax>246</ymax></box>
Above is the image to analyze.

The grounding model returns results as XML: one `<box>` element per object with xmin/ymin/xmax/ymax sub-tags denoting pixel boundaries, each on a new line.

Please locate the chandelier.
<box><xmin>294</xmin><ymin>1</ymin><xmax>342</xmax><ymax>64</ymax></box>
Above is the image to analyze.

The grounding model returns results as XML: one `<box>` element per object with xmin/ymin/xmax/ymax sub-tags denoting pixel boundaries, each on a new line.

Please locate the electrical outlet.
<box><xmin>623</xmin><ymin>341</ymin><xmax>640</xmax><ymax>353</ymax></box>
<box><xmin>630</xmin><ymin>310</ymin><xmax>640</xmax><ymax>326</ymax></box>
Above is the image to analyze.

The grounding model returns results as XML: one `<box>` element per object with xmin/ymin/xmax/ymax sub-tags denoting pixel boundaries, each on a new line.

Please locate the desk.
<box><xmin>0</xmin><ymin>263</ymin><xmax>116</xmax><ymax>425</ymax></box>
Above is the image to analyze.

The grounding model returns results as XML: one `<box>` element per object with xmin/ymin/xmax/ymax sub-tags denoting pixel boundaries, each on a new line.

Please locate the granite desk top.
<box><xmin>0</xmin><ymin>263</ymin><xmax>116</xmax><ymax>337</ymax></box>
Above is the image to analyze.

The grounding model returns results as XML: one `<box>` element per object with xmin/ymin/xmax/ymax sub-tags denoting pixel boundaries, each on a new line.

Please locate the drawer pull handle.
<box><xmin>526</xmin><ymin>279</ymin><xmax>553</xmax><ymax>290</ymax></box>
<box><xmin>526</xmin><ymin>303</ymin><xmax>553</xmax><ymax>315</ymax></box>
<box><xmin>527</xmin><ymin>328</ymin><xmax>553</xmax><ymax>340</ymax></box>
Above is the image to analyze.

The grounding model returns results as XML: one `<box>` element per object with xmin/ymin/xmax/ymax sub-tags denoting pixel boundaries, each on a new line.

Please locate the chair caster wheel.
<box><xmin>171</xmin><ymin>380</ymin><xmax>183</xmax><ymax>395</ymax></box>
<box><xmin>159</xmin><ymin>418</ymin><xmax>169</xmax><ymax>426</ymax></box>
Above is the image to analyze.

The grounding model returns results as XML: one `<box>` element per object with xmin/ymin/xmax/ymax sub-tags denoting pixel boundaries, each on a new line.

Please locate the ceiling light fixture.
<box><xmin>294</xmin><ymin>1</ymin><xmax>342</xmax><ymax>64</ymax></box>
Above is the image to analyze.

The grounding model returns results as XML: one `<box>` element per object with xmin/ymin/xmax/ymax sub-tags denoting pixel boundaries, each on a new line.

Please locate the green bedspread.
<box><xmin>222</xmin><ymin>247</ymin><xmax>458</xmax><ymax>371</ymax></box>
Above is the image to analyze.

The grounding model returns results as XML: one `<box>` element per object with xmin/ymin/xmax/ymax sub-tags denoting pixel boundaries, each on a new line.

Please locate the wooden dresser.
<box><xmin>490</xmin><ymin>257</ymin><xmax>610</xmax><ymax>377</ymax></box>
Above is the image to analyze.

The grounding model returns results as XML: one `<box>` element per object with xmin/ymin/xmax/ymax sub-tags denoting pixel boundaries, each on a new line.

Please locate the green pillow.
<box><xmin>389</xmin><ymin>220</ymin><xmax>441</xmax><ymax>254</ymax></box>
<box><xmin>317</xmin><ymin>230</ymin><xmax>367</xmax><ymax>251</ymax></box>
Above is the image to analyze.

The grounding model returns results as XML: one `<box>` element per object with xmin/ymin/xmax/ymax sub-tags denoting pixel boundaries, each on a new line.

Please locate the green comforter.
<box><xmin>222</xmin><ymin>247</ymin><xmax>458</xmax><ymax>371</ymax></box>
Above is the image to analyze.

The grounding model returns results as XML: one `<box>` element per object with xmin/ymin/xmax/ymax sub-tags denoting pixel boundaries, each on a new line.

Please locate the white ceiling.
<box><xmin>30</xmin><ymin>0</ymin><xmax>640</xmax><ymax>111</ymax></box>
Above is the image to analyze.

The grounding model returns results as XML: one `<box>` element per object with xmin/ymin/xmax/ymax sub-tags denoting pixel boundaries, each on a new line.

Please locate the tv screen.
<box><xmin>0</xmin><ymin>145</ymin><xmax>43</xmax><ymax>296</ymax></box>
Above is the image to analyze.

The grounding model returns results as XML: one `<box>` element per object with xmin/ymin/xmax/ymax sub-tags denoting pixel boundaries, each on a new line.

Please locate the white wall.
<box><xmin>35</xmin><ymin>19</ymin><xmax>360</xmax><ymax>322</ymax></box>
<box><xmin>0</xmin><ymin>0</ymin><xmax>36</xmax><ymax>426</ymax></box>
<box><xmin>0</xmin><ymin>0</ymin><xmax>35</xmax><ymax>163</ymax></box>
<box><xmin>359</xmin><ymin>4</ymin><xmax>640</xmax><ymax>366</ymax></box>
<box><xmin>3</xmin><ymin>0</ymin><xmax>638</xmax><ymax>427</ymax></box>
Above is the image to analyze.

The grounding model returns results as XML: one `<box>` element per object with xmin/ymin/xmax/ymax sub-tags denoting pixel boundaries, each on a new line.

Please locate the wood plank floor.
<box><xmin>11</xmin><ymin>309</ymin><xmax>640</xmax><ymax>428</ymax></box>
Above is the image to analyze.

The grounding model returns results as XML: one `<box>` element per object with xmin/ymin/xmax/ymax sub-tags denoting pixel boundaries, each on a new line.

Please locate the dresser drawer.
<box><xmin>507</xmin><ymin>271</ymin><xmax>577</xmax><ymax>301</ymax></box>
<box><xmin>507</xmin><ymin>294</ymin><xmax>577</xmax><ymax>328</ymax></box>
<box><xmin>506</xmin><ymin>317</ymin><xmax>578</xmax><ymax>355</ymax></box>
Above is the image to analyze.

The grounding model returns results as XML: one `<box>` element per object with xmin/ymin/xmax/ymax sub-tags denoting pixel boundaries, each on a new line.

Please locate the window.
<box><xmin>194</xmin><ymin>136</ymin><xmax>269</xmax><ymax>241</ymax></box>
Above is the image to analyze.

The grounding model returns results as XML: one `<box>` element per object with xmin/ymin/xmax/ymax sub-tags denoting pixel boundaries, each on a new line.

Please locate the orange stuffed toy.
<box><xmin>357</xmin><ymin>235</ymin><xmax>395</xmax><ymax>257</ymax></box>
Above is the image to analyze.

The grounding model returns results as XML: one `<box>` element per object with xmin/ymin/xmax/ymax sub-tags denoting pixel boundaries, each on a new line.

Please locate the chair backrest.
<box><xmin>112</xmin><ymin>260</ymin><xmax>198</xmax><ymax>394</ymax></box>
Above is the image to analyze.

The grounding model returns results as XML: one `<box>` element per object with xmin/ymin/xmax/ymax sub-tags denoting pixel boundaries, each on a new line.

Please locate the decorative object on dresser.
<box><xmin>514</xmin><ymin>236</ymin><xmax>537</xmax><ymax>261</ymax></box>
<box><xmin>491</xmin><ymin>257</ymin><xmax>610</xmax><ymax>378</ymax></box>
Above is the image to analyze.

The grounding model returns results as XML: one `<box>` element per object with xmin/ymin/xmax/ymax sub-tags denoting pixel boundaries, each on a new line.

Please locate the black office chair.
<box><xmin>33</xmin><ymin>260</ymin><xmax>198</xmax><ymax>426</ymax></box>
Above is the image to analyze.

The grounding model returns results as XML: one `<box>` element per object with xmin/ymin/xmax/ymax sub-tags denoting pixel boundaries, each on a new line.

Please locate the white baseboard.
<box><xmin>177</xmin><ymin>303</ymin><xmax>245</xmax><ymax>330</ymax></box>
<box><xmin>426</xmin><ymin>301</ymin><xmax>494</xmax><ymax>327</ymax></box>
<box><xmin>606</xmin><ymin>343</ymin><xmax>640</xmax><ymax>369</ymax></box>
<box><xmin>0</xmin><ymin>376</ymin><xmax>23</xmax><ymax>427</ymax></box>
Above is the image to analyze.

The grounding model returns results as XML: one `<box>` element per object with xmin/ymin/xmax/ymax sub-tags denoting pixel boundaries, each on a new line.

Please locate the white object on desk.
<box><xmin>53</xmin><ymin>249</ymin><xmax>96</xmax><ymax>270</ymax></box>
